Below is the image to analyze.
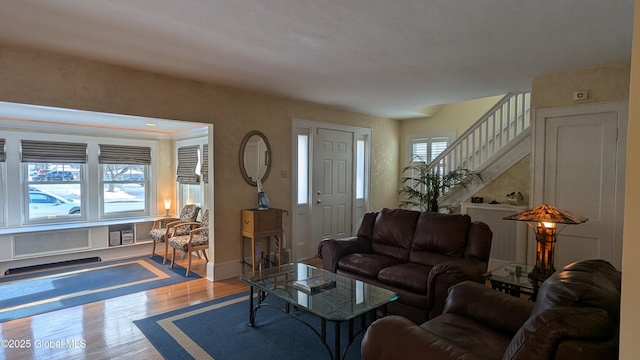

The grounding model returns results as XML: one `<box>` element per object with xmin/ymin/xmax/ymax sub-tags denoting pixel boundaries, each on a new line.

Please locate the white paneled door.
<box><xmin>533</xmin><ymin>102</ymin><xmax>627</xmax><ymax>269</ymax></box>
<box><xmin>311</xmin><ymin>128</ymin><xmax>353</xmax><ymax>254</ymax></box>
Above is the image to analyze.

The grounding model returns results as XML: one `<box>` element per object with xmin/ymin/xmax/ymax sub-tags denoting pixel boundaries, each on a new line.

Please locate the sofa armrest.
<box><xmin>426</xmin><ymin>258</ymin><xmax>490</xmax><ymax>317</ymax></box>
<box><xmin>361</xmin><ymin>315</ymin><xmax>481</xmax><ymax>360</ymax></box>
<box><xmin>443</xmin><ymin>281</ymin><xmax>535</xmax><ymax>335</ymax></box>
<box><xmin>317</xmin><ymin>237</ymin><xmax>372</xmax><ymax>273</ymax></box>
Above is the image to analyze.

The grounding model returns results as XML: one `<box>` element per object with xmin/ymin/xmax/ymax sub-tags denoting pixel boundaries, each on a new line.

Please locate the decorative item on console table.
<box><xmin>256</xmin><ymin>177</ymin><xmax>270</xmax><ymax>210</ymax></box>
<box><xmin>506</xmin><ymin>191</ymin><xmax>524</xmax><ymax>205</ymax></box>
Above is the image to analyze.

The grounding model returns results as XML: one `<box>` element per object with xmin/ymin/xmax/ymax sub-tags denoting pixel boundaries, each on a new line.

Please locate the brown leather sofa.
<box><xmin>318</xmin><ymin>208</ymin><xmax>492</xmax><ymax>323</ymax></box>
<box><xmin>361</xmin><ymin>259</ymin><xmax>621</xmax><ymax>360</ymax></box>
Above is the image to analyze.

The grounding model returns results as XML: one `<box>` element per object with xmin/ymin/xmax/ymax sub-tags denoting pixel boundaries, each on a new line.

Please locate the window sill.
<box><xmin>0</xmin><ymin>217</ymin><xmax>162</xmax><ymax>236</ymax></box>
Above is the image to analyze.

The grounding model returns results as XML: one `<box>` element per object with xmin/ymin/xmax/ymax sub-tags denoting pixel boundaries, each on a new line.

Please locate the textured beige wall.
<box><xmin>620</xmin><ymin>1</ymin><xmax>640</xmax><ymax>357</ymax></box>
<box><xmin>532</xmin><ymin>63</ymin><xmax>630</xmax><ymax>109</ymax></box>
<box><xmin>473</xmin><ymin>155</ymin><xmax>530</xmax><ymax>205</ymax></box>
<box><xmin>0</xmin><ymin>45</ymin><xmax>399</xmax><ymax>265</ymax></box>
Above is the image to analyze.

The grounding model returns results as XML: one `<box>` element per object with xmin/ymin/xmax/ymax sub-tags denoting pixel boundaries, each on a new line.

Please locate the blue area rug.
<box><xmin>135</xmin><ymin>292</ymin><xmax>367</xmax><ymax>360</ymax></box>
<box><xmin>0</xmin><ymin>255</ymin><xmax>200</xmax><ymax>323</ymax></box>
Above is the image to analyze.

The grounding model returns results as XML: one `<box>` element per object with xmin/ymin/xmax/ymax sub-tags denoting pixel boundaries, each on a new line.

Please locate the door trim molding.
<box><xmin>291</xmin><ymin>119</ymin><xmax>372</xmax><ymax>261</ymax></box>
<box><xmin>531</xmin><ymin>101</ymin><xmax>628</xmax><ymax>269</ymax></box>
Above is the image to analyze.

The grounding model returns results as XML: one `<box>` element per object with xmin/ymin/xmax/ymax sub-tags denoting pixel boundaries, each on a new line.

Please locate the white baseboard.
<box><xmin>210</xmin><ymin>259</ymin><xmax>243</xmax><ymax>280</ymax></box>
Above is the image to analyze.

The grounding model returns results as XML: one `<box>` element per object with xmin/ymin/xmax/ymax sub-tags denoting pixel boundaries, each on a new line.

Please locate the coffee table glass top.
<box><xmin>483</xmin><ymin>263</ymin><xmax>536</xmax><ymax>291</ymax></box>
<box><xmin>239</xmin><ymin>263</ymin><xmax>398</xmax><ymax>321</ymax></box>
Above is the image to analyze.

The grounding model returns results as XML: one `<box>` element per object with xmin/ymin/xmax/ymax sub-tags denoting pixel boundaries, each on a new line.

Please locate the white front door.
<box><xmin>311</xmin><ymin>128</ymin><xmax>353</xmax><ymax>255</ymax></box>
<box><xmin>533</xmin><ymin>102</ymin><xmax>627</xmax><ymax>269</ymax></box>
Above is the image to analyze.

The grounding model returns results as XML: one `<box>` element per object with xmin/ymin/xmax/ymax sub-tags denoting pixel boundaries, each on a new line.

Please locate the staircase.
<box><xmin>430</xmin><ymin>92</ymin><xmax>532</xmax><ymax>208</ymax></box>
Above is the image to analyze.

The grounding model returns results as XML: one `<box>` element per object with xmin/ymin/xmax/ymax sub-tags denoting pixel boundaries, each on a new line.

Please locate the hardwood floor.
<box><xmin>0</xmin><ymin>253</ymin><xmax>249</xmax><ymax>360</ymax></box>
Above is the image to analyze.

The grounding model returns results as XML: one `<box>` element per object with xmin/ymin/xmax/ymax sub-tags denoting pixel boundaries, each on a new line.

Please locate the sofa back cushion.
<box><xmin>531</xmin><ymin>259</ymin><xmax>621</xmax><ymax>322</ymax></box>
<box><xmin>409</xmin><ymin>212</ymin><xmax>471</xmax><ymax>266</ymax></box>
<box><xmin>464</xmin><ymin>221</ymin><xmax>493</xmax><ymax>261</ymax></box>
<box><xmin>371</xmin><ymin>208</ymin><xmax>421</xmax><ymax>261</ymax></box>
<box><xmin>357</xmin><ymin>211</ymin><xmax>378</xmax><ymax>240</ymax></box>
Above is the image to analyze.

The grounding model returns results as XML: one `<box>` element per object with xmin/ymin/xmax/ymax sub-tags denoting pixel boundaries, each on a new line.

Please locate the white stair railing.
<box><xmin>427</xmin><ymin>91</ymin><xmax>531</xmax><ymax>177</ymax></box>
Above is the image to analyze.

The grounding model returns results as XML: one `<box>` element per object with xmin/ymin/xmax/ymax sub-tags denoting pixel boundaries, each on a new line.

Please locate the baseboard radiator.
<box><xmin>5</xmin><ymin>257</ymin><xmax>101</xmax><ymax>275</ymax></box>
<box><xmin>13</xmin><ymin>229</ymin><xmax>90</xmax><ymax>257</ymax></box>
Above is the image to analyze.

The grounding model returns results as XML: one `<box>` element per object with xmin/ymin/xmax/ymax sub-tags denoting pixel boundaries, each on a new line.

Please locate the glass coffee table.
<box><xmin>483</xmin><ymin>263</ymin><xmax>542</xmax><ymax>301</ymax></box>
<box><xmin>238</xmin><ymin>263</ymin><xmax>398</xmax><ymax>360</ymax></box>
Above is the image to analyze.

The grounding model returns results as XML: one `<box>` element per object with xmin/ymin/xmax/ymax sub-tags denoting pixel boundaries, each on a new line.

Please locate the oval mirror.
<box><xmin>239</xmin><ymin>130</ymin><xmax>271</xmax><ymax>186</ymax></box>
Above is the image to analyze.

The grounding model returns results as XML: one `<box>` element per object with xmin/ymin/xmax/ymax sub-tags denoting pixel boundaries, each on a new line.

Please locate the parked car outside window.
<box><xmin>28</xmin><ymin>187</ymin><xmax>81</xmax><ymax>218</ymax></box>
<box><xmin>32</xmin><ymin>171</ymin><xmax>76</xmax><ymax>182</ymax></box>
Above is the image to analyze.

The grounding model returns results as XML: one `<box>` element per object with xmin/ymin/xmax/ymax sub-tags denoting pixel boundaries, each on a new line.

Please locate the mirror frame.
<box><xmin>239</xmin><ymin>130</ymin><xmax>272</xmax><ymax>186</ymax></box>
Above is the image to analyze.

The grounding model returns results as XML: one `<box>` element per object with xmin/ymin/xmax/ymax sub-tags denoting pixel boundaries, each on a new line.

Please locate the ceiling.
<box><xmin>0</xmin><ymin>0</ymin><xmax>634</xmax><ymax>121</ymax></box>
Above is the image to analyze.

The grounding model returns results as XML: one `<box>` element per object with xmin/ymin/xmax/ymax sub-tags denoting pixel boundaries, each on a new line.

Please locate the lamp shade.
<box><xmin>503</xmin><ymin>204</ymin><xmax>588</xmax><ymax>225</ymax></box>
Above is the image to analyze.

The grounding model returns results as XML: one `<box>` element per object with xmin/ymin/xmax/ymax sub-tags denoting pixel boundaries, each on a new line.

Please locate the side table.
<box><xmin>482</xmin><ymin>263</ymin><xmax>542</xmax><ymax>301</ymax></box>
<box><xmin>241</xmin><ymin>208</ymin><xmax>283</xmax><ymax>273</ymax></box>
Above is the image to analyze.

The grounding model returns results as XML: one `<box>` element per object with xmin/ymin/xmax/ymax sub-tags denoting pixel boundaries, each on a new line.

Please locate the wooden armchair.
<box><xmin>149</xmin><ymin>204</ymin><xmax>200</xmax><ymax>264</ymax></box>
<box><xmin>167</xmin><ymin>209</ymin><xmax>210</xmax><ymax>276</ymax></box>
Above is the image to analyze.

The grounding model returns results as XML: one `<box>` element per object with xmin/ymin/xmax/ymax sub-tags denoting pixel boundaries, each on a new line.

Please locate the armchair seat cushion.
<box><xmin>422</xmin><ymin>313</ymin><xmax>512</xmax><ymax>359</ymax></box>
<box><xmin>337</xmin><ymin>253</ymin><xmax>401</xmax><ymax>279</ymax></box>
<box><xmin>149</xmin><ymin>228</ymin><xmax>167</xmax><ymax>242</ymax></box>
<box><xmin>378</xmin><ymin>263</ymin><xmax>432</xmax><ymax>294</ymax></box>
<box><xmin>168</xmin><ymin>234</ymin><xmax>209</xmax><ymax>252</ymax></box>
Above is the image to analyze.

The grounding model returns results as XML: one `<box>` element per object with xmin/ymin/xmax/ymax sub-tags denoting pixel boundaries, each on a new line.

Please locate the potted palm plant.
<box><xmin>399</xmin><ymin>164</ymin><xmax>482</xmax><ymax>212</ymax></box>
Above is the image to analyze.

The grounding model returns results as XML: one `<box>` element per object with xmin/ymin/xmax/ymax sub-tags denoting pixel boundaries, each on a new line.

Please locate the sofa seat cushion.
<box><xmin>378</xmin><ymin>282</ymin><xmax>429</xmax><ymax>310</ymax></box>
<box><xmin>378</xmin><ymin>263</ymin><xmax>432</xmax><ymax>294</ymax></box>
<box><xmin>337</xmin><ymin>253</ymin><xmax>401</xmax><ymax>279</ymax></box>
<box><xmin>421</xmin><ymin>313</ymin><xmax>512</xmax><ymax>360</ymax></box>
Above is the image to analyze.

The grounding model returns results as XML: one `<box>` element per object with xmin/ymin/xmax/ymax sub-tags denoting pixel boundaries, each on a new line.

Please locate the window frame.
<box><xmin>406</xmin><ymin>131</ymin><xmax>455</xmax><ymax>164</ymax></box>
<box><xmin>23</xmin><ymin>162</ymin><xmax>86</xmax><ymax>224</ymax></box>
<box><xmin>175</xmin><ymin>138</ymin><xmax>208</xmax><ymax>213</ymax></box>
<box><xmin>99</xmin><ymin>163</ymin><xmax>150</xmax><ymax>218</ymax></box>
<box><xmin>3</xmin><ymin>132</ymin><xmax>159</xmax><ymax>227</ymax></box>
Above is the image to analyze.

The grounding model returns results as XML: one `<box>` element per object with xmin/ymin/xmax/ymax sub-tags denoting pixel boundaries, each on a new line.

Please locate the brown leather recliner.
<box><xmin>361</xmin><ymin>259</ymin><xmax>621</xmax><ymax>360</ymax></box>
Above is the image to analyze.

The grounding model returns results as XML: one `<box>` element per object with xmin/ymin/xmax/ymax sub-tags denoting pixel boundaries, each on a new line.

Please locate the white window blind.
<box><xmin>410</xmin><ymin>135</ymin><xmax>451</xmax><ymax>164</ymax></box>
<box><xmin>411</xmin><ymin>140</ymin><xmax>429</xmax><ymax>162</ymax></box>
<box><xmin>431</xmin><ymin>139</ymin><xmax>448</xmax><ymax>161</ymax></box>
<box><xmin>201</xmin><ymin>144</ymin><xmax>209</xmax><ymax>184</ymax></box>
<box><xmin>98</xmin><ymin>144</ymin><xmax>151</xmax><ymax>165</ymax></box>
<box><xmin>176</xmin><ymin>145</ymin><xmax>200</xmax><ymax>184</ymax></box>
<box><xmin>21</xmin><ymin>140</ymin><xmax>87</xmax><ymax>163</ymax></box>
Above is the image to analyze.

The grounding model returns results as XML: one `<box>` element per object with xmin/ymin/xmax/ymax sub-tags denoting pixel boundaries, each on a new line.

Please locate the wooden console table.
<box><xmin>241</xmin><ymin>208</ymin><xmax>283</xmax><ymax>273</ymax></box>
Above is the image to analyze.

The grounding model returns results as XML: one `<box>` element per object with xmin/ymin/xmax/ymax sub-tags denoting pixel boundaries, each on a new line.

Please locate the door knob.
<box><xmin>317</xmin><ymin>199</ymin><xmax>322</xmax><ymax>204</ymax></box>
